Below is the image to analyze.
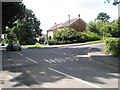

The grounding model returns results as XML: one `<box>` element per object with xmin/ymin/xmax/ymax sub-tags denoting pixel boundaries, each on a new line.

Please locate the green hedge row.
<box><xmin>104</xmin><ymin>38</ymin><xmax>120</xmax><ymax>56</ymax></box>
<box><xmin>77</xmin><ymin>31</ymin><xmax>101</xmax><ymax>43</ymax></box>
<box><xmin>49</xmin><ymin>31</ymin><xmax>101</xmax><ymax>45</ymax></box>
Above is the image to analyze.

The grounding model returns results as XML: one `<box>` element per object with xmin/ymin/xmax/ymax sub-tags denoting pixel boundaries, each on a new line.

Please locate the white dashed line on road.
<box><xmin>18</xmin><ymin>52</ymin><xmax>23</xmax><ymax>56</ymax></box>
<box><xmin>25</xmin><ymin>57</ymin><xmax>38</xmax><ymax>63</ymax></box>
<box><xmin>44</xmin><ymin>59</ymin><xmax>52</xmax><ymax>63</ymax></box>
<box><xmin>48</xmin><ymin>68</ymin><xmax>102</xmax><ymax>88</ymax></box>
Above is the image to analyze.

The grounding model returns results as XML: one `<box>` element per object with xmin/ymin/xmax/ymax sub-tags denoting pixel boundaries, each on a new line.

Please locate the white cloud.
<box><xmin>23</xmin><ymin>0</ymin><xmax>118</xmax><ymax>34</ymax></box>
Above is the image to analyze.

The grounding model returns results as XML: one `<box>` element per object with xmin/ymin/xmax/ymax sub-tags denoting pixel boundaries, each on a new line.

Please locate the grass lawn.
<box><xmin>21</xmin><ymin>40</ymin><xmax>104</xmax><ymax>48</ymax></box>
<box><xmin>85</xmin><ymin>40</ymin><xmax>104</xmax><ymax>43</ymax></box>
<box><xmin>22</xmin><ymin>44</ymin><xmax>49</xmax><ymax>48</ymax></box>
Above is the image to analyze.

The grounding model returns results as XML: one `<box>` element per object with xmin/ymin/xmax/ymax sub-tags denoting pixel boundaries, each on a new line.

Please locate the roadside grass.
<box><xmin>22</xmin><ymin>40</ymin><xmax>103</xmax><ymax>48</ymax></box>
<box><xmin>22</xmin><ymin>44</ymin><xmax>49</xmax><ymax>48</ymax></box>
<box><xmin>85</xmin><ymin>40</ymin><xmax>104</xmax><ymax>43</ymax></box>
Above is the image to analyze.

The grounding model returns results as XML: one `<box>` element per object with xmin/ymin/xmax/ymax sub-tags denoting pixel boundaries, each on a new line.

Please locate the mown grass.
<box><xmin>22</xmin><ymin>40</ymin><xmax>103</xmax><ymax>48</ymax></box>
<box><xmin>85</xmin><ymin>40</ymin><xmax>104</xmax><ymax>43</ymax></box>
<box><xmin>22</xmin><ymin>44</ymin><xmax>49</xmax><ymax>48</ymax></box>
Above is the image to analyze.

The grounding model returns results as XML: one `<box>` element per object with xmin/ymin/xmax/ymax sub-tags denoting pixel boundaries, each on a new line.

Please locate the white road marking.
<box><xmin>8</xmin><ymin>75</ymin><xmax>13</xmax><ymax>79</ymax></box>
<box><xmin>44</xmin><ymin>59</ymin><xmax>52</xmax><ymax>63</ymax></box>
<box><xmin>57</xmin><ymin>58</ymin><xmax>66</xmax><ymax>62</ymax></box>
<box><xmin>55</xmin><ymin>58</ymin><xmax>62</xmax><ymax>62</ymax></box>
<box><xmin>48</xmin><ymin>68</ymin><xmax>102</xmax><ymax>88</ymax></box>
<box><xmin>49</xmin><ymin>59</ymin><xmax>56</xmax><ymax>63</ymax></box>
<box><xmin>18</xmin><ymin>52</ymin><xmax>23</xmax><ymax>56</ymax></box>
<box><xmin>25</xmin><ymin>57</ymin><xmax>38</xmax><ymax>63</ymax></box>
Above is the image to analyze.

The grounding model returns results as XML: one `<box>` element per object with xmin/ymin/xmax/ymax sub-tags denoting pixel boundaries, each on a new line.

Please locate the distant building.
<box><xmin>47</xmin><ymin>17</ymin><xmax>87</xmax><ymax>40</ymax></box>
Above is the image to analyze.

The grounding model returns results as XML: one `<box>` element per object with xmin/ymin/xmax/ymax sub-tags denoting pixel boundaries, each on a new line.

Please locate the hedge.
<box><xmin>104</xmin><ymin>38</ymin><xmax>120</xmax><ymax>56</ymax></box>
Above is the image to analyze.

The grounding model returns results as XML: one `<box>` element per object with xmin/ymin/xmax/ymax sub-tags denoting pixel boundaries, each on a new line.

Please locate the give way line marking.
<box><xmin>48</xmin><ymin>68</ymin><xmax>102</xmax><ymax>88</ymax></box>
<box><xmin>17</xmin><ymin>52</ymin><xmax>38</xmax><ymax>63</ymax></box>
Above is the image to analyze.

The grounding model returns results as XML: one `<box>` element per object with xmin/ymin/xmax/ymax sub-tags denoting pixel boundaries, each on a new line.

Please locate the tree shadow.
<box><xmin>2</xmin><ymin>46</ymin><xmax>119</xmax><ymax>88</ymax></box>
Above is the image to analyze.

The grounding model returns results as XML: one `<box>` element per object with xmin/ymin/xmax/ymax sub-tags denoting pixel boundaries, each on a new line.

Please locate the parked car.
<box><xmin>6</xmin><ymin>43</ymin><xmax>21</xmax><ymax>51</ymax></box>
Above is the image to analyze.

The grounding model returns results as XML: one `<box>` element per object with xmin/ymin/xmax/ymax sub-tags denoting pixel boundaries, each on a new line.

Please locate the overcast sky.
<box><xmin>23</xmin><ymin>0</ymin><xmax>118</xmax><ymax>34</ymax></box>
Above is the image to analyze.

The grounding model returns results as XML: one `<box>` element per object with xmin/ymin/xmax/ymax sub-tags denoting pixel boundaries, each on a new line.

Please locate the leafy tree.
<box><xmin>2</xmin><ymin>2</ymin><xmax>25</xmax><ymax>34</ymax></box>
<box><xmin>95</xmin><ymin>12</ymin><xmax>110</xmax><ymax>23</ymax></box>
<box><xmin>86</xmin><ymin>21</ymin><xmax>99</xmax><ymax>33</ymax></box>
<box><xmin>110</xmin><ymin>20</ymin><xmax>120</xmax><ymax>37</ymax></box>
<box><xmin>5</xmin><ymin>8</ymin><xmax>42</xmax><ymax>45</ymax></box>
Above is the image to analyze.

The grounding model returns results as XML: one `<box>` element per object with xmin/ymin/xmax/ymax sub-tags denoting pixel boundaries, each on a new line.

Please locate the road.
<box><xmin>1</xmin><ymin>43</ymin><xmax>118</xmax><ymax>88</ymax></box>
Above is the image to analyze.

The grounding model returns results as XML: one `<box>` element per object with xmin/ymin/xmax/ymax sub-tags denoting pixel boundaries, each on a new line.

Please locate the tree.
<box><xmin>95</xmin><ymin>12</ymin><xmax>110</xmax><ymax>23</ymax></box>
<box><xmin>2</xmin><ymin>2</ymin><xmax>25</xmax><ymax>34</ymax></box>
<box><xmin>5</xmin><ymin>8</ymin><xmax>42</xmax><ymax>45</ymax></box>
<box><xmin>86</xmin><ymin>21</ymin><xmax>99</xmax><ymax>33</ymax></box>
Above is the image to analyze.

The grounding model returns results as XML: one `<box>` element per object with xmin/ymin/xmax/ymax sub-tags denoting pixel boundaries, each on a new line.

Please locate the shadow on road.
<box><xmin>2</xmin><ymin>46</ymin><xmax>118</xmax><ymax>88</ymax></box>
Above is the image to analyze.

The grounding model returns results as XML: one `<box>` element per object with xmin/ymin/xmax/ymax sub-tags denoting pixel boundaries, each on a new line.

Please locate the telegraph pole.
<box><xmin>68</xmin><ymin>14</ymin><xmax>70</xmax><ymax>28</ymax></box>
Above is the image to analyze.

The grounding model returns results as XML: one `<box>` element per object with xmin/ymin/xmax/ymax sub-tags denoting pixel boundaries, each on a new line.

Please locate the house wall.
<box><xmin>70</xmin><ymin>19</ymin><xmax>86</xmax><ymax>32</ymax></box>
<box><xmin>47</xmin><ymin>30</ymin><xmax>54</xmax><ymax>40</ymax></box>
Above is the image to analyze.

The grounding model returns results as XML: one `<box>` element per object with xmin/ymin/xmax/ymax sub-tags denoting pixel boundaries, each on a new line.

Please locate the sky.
<box><xmin>23</xmin><ymin>0</ymin><xmax>118</xmax><ymax>34</ymax></box>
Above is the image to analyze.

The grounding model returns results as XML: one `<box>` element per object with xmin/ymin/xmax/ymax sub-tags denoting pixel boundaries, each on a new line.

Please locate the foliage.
<box><xmin>2</xmin><ymin>2</ymin><xmax>25</xmax><ymax>34</ymax></box>
<box><xmin>5</xmin><ymin>8</ymin><xmax>42</xmax><ymax>45</ymax></box>
<box><xmin>35</xmin><ymin>42</ymin><xmax>41</xmax><ymax>45</ymax></box>
<box><xmin>48</xmin><ymin>40</ymin><xmax>58</xmax><ymax>45</ymax></box>
<box><xmin>52</xmin><ymin>28</ymin><xmax>101</xmax><ymax>45</ymax></box>
<box><xmin>77</xmin><ymin>31</ymin><xmax>101</xmax><ymax>42</ymax></box>
<box><xmin>95</xmin><ymin>12</ymin><xmax>110</xmax><ymax>23</ymax></box>
<box><xmin>86</xmin><ymin>20</ymin><xmax>119</xmax><ymax>38</ymax></box>
<box><xmin>54</xmin><ymin>28</ymin><xmax>77</xmax><ymax>41</ymax></box>
<box><xmin>86</xmin><ymin>21</ymin><xmax>99</xmax><ymax>33</ymax></box>
<box><xmin>39</xmin><ymin>38</ymin><xmax>45</xmax><ymax>44</ymax></box>
<box><xmin>104</xmin><ymin>38</ymin><xmax>120</xmax><ymax>56</ymax></box>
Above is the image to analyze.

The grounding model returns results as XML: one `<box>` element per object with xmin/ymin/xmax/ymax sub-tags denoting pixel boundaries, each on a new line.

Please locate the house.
<box><xmin>47</xmin><ymin>17</ymin><xmax>87</xmax><ymax>40</ymax></box>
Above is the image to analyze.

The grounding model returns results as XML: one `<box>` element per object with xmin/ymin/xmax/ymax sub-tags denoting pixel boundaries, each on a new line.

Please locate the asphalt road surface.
<box><xmin>1</xmin><ymin>43</ymin><xmax>118</xmax><ymax>88</ymax></box>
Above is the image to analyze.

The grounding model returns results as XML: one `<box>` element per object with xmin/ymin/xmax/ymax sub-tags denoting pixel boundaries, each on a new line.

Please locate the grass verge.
<box><xmin>85</xmin><ymin>40</ymin><xmax>104</xmax><ymax>43</ymax></box>
<box><xmin>22</xmin><ymin>44</ymin><xmax>49</xmax><ymax>48</ymax></box>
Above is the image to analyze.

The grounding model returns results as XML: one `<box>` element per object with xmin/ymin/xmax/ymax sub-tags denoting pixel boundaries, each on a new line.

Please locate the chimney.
<box><xmin>78</xmin><ymin>14</ymin><xmax>80</xmax><ymax>19</ymax></box>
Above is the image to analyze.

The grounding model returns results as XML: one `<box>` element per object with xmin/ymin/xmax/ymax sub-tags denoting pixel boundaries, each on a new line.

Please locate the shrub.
<box><xmin>48</xmin><ymin>40</ymin><xmax>58</xmax><ymax>45</ymax></box>
<box><xmin>35</xmin><ymin>42</ymin><xmax>41</xmax><ymax>45</ymax></box>
<box><xmin>77</xmin><ymin>32</ymin><xmax>101</xmax><ymax>43</ymax></box>
<box><xmin>54</xmin><ymin>28</ymin><xmax>77</xmax><ymax>41</ymax></box>
<box><xmin>104</xmin><ymin>38</ymin><xmax>120</xmax><ymax>56</ymax></box>
<box><xmin>39</xmin><ymin>38</ymin><xmax>45</xmax><ymax>44</ymax></box>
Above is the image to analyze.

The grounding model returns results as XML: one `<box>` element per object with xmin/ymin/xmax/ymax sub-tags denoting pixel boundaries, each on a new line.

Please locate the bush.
<box><xmin>104</xmin><ymin>38</ymin><xmax>120</xmax><ymax>56</ymax></box>
<box><xmin>77</xmin><ymin>32</ymin><xmax>101</xmax><ymax>43</ymax></box>
<box><xmin>35</xmin><ymin>42</ymin><xmax>41</xmax><ymax>45</ymax></box>
<box><xmin>39</xmin><ymin>38</ymin><xmax>45</xmax><ymax>44</ymax></box>
<box><xmin>48</xmin><ymin>40</ymin><xmax>58</xmax><ymax>45</ymax></box>
<box><xmin>54</xmin><ymin>28</ymin><xmax>77</xmax><ymax>41</ymax></box>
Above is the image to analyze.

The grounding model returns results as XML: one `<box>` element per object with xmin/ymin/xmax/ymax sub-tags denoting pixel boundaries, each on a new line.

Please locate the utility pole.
<box><xmin>68</xmin><ymin>14</ymin><xmax>70</xmax><ymax>28</ymax></box>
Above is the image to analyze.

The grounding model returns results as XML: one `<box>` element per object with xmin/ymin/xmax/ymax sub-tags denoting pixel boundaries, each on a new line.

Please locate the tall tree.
<box><xmin>5</xmin><ymin>8</ymin><xmax>42</xmax><ymax>45</ymax></box>
<box><xmin>2</xmin><ymin>2</ymin><xmax>25</xmax><ymax>34</ymax></box>
<box><xmin>95</xmin><ymin>12</ymin><xmax>110</xmax><ymax>23</ymax></box>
